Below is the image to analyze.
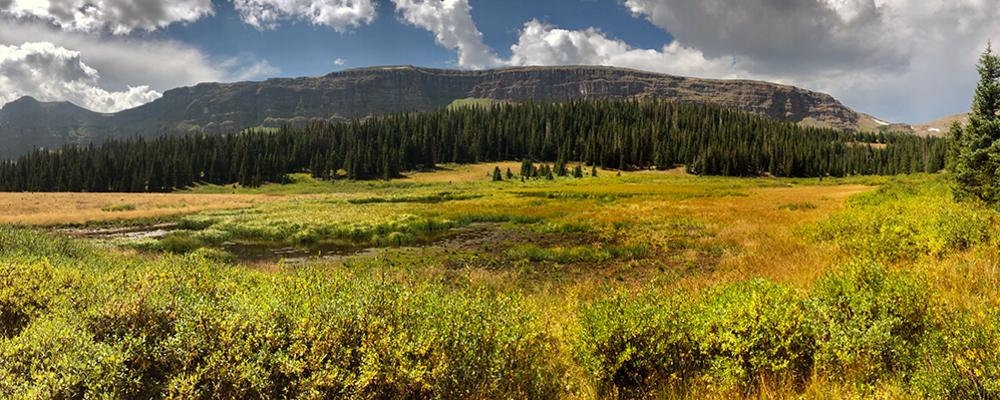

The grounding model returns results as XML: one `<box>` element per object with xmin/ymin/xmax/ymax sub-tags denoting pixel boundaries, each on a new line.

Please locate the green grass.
<box><xmin>6</xmin><ymin>170</ymin><xmax>1000</xmax><ymax>398</ymax></box>
<box><xmin>100</xmin><ymin>203</ymin><xmax>137</xmax><ymax>212</ymax></box>
<box><xmin>447</xmin><ymin>97</ymin><xmax>497</xmax><ymax>109</ymax></box>
<box><xmin>813</xmin><ymin>175</ymin><xmax>993</xmax><ymax>262</ymax></box>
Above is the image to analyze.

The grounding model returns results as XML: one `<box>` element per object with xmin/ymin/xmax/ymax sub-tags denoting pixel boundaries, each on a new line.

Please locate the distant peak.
<box><xmin>9</xmin><ymin>95</ymin><xmax>39</xmax><ymax>104</ymax></box>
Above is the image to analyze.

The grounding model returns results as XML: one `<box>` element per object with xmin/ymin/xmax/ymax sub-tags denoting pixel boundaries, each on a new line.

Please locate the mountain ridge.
<box><xmin>1</xmin><ymin>65</ymin><xmax>886</xmax><ymax>159</ymax></box>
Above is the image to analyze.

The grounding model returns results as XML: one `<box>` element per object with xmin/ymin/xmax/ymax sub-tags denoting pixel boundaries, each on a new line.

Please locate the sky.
<box><xmin>1</xmin><ymin>0</ymin><xmax>998</xmax><ymax>123</ymax></box>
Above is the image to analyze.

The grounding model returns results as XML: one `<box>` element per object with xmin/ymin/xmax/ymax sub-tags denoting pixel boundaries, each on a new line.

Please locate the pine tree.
<box><xmin>946</xmin><ymin>121</ymin><xmax>963</xmax><ymax>172</ymax></box>
<box><xmin>506</xmin><ymin>168</ymin><xmax>513</xmax><ymax>179</ymax></box>
<box><xmin>591</xmin><ymin>166</ymin><xmax>598</xmax><ymax>177</ymax></box>
<box><xmin>520</xmin><ymin>158</ymin><xmax>533</xmax><ymax>178</ymax></box>
<box><xmin>954</xmin><ymin>44</ymin><xmax>1000</xmax><ymax>203</ymax></box>
<box><xmin>0</xmin><ymin>99</ymin><xmax>948</xmax><ymax>192</ymax></box>
<box><xmin>492</xmin><ymin>166</ymin><xmax>503</xmax><ymax>182</ymax></box>
<box><xmin>573</xmin><ymin>164</ymin><xmax>584</xmax><ymax>178</ymax></box>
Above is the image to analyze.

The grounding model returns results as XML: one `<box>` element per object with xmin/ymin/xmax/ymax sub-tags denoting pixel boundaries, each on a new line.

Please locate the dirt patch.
<box><xmin>59</xmin><ymin>223</ymin><xmax>180</xmax><ymax>240</ymax></box>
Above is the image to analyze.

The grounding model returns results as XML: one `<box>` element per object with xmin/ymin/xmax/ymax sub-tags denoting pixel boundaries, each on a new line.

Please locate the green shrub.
<box><xmin>0</xmin><ymin>261</ymin><xmax>67</xmax><ymax>338</ymax></box>
<box><xmin>0</xmin><ymin>316</ymin><xmax>128</xmax><ymax>399</ymax></box>
<box><xmin>911</xmin><ymin>309</ymin><xmax>1000</xmax><ymax>399</ymax></box>
<box><xmin>578</xmin><ymin>280</ymin><xmax>813</xmax><ymax>396</ymax></box>
<box><xmin>577</xmin><ymin>291</ymin><xmax>699</xmax><ymax>397</ymax></box>
<box><xmin>0</xmin><ymin>239</ymin><xmax>563</xmax><ymax>399</ymax></box>
<box><xmin>814</xmin><ymin>179</ymin><xmax>992</xmax><ymax>261</ymax></box>
<box><xmin>691</xmin><ymin>279</ymin><xmax>814</xmax><ymax>390</ymax></box>
<box><xmin>806</xmin><ymin>262</ymin><xmax>933</xmax><ymax>385</ymax></box>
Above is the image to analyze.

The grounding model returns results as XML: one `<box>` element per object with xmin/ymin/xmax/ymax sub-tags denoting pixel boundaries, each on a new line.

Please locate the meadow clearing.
<box><xmin>3</xmin><ymin>164</ymin><xmax>999</xmax><ymax>398</ymax></box>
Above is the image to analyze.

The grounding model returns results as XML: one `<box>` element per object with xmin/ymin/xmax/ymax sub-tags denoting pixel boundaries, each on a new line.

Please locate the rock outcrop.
<box><xmin>1</xmin><ymin>65</ymin><xmax>868</xmax><ymax>159</ymax></box>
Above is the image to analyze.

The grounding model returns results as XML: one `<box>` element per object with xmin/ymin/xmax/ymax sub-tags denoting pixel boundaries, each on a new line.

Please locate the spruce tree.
<box><xmin>492</xmin><ymin>166</ymin><xmax>503</xmax><ymax>182</ymax></box>
<box><xmin>946</xmin><ymin>121</ymin><xmax>963</xmax><ymax>172</ymax></box>
<box><xmin>954</xmin><ymin>44</ymin><xmax>1000</xmax><ymax>203</ymax></box>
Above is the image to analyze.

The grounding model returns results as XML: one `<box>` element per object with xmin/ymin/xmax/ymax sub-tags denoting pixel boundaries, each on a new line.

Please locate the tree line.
<box><xmin>0</xmin><ymin>100</ymin><xmax>947</xmax><ymax>192</ymax></box>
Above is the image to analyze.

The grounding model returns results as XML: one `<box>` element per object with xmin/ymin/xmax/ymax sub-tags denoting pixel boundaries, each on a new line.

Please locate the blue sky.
<box><xmin>158</xmin><ymin>0</ymin><xmax>675</xmax><ymax>78</ymax></box>
<box><xmin>1</xmin><ymin>0</ymin><xmax>999</xmax><ymax>123</ymax></box>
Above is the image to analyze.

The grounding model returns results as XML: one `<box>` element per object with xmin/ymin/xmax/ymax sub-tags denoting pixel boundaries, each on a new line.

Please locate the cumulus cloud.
<box><xmin>0</xmin><ymin>20</ymin><xmax>280</xmax><ymax>111</ymax></box>
<box><xmin>0</xmin><ymin>0</ymin><xmax>214</xmax><ymax>34</ymax></box>
<box><xmin>234</xmin><ymin>0</ymin><xmax>376</xmax><ymax>31</ymax></box>
<box><xmin>1</xmin><ymin>19</ymin><xmax>226</xmax><ymax>90</ymax></box>
<box><xmin>622</xmin><ymin>0</ymin><xmax>905</xmax><ymax>75</ymax></box>
<box><xmin>622</xmin><ymin>0</ymin><xmax>1000</xmax><ymax>121</ymax></box>
<box><xmin>0</xmin><ymin>42</ymin><xmax>161</xmax><ymax>112</ymax></box>
<box><xmin>392</xmin><ymin>0</ymin><xmax>498</xmax><ymax>69</ymax></box>
<box><xmin>508</xmin><ymin>20</ymin><xmax>737</xmax><ymax>79</ymax></box>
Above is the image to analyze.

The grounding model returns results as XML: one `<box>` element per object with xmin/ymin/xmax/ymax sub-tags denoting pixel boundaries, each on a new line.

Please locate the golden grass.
<box><xmin>0</xmin><ymin>192</ymin><xmax>269</xmax><ymax>226</ymax></box>
<box><xmin>681</xmin><ymin>185</ymin><xmax>870</xmax><ymax>288</ymax></box>
<box><xmin>1</xmin><ymin>165</ymin><xmax>876</xmax><ymax>293</ymax></box>
<box><xmin>397</xmin><ymin>162</ymin><xmax>638</xmax><ymax>183</ymax></box>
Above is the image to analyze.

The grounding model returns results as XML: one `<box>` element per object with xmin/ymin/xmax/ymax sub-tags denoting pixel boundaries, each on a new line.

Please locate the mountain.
<box><xmin>911</xmin><ymin>113</ymin><xmax>968</xmax><ymax>137</ymax></box>
<box><xmin>1</xmin><ymin>65</ymin><xmax>876</xmax><ymax>159</ymax></box>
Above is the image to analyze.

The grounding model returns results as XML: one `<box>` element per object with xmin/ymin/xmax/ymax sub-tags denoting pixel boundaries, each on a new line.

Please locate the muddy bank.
<box><xmin>58</xmin><ymin>223</ymin><xmax>180</xmax><ymax>240</ymax></box>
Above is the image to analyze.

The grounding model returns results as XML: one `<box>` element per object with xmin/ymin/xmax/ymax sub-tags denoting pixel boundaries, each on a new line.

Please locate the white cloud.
<box><xmin>508</xmin><ymin>20</ymin><xmax>737</xmax><ymax>79</ymax></box>
<box><xmin>0</xmin><ymin>0</ymin><xmax>214</xmax><ymax>34</ymax></box>
<box><xmin>1</xmin><ymin>19</ymin><xmax>223</xmax><ymax>90</ymax></box>
<box><xmin>622</xmin><ymin>0</ymin><xmax>1000</xmax><ymax>122</ymax></box>
<box><xmin>391</xmin><ymin>0</ymin><xmax>498</xmax><ymax>69</ymax></box>
<box><xmin>234</xmin><ymin>0</ymin><xmax>376</xmax><ymax>31</ymax></box>
<box><xmin>0</xmin><ymin>19</ymin><xmax>280</xmax><ymax>111</ymax></box>
<box><xmin>225</xmin><ymin>59</ymin><xmax>281</xmax><ymax>82</ymax></box>
<box><xmin>334</xmin><ymin>57</ymin><xmax>346</xmax><ymax>65</ymax></box>
<box><xmin>0</xmin><ymin>42</ymin><xmax>161</xmax><ymax>112</ymax></box>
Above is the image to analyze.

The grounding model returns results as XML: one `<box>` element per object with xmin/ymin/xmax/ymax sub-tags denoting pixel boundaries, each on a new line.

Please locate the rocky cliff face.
<box><xmin>1</xmin><ymin>65</ymin><xmax>866</xmax><ymax>159</ymax></box>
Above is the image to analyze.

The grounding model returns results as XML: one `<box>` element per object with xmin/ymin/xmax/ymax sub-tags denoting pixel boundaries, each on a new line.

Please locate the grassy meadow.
<box><xmin>3</xmin><ymin>164</ymin><xmax>999</xmax><ymax>398</ymax></box>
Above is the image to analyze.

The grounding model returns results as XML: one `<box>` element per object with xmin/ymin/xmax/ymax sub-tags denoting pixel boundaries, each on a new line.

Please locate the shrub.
<box><xmin>814</xmin><ymin>179</ymin><xmax>992</xmax><ymax>261</ymax></box>
<box><xmin>0</xmin><ymin>238</ymin><xmax>563</xmax><ymax>399</ymax></box>
<box><xmin>577</xmin><ymin>280</ymin><xmax>813</xmax><ymax>396</ymax></box>
<box><xmin>0</xmin><ymin>261</ymin><xmax>66</xmax><ymax>338</ymax></box>
<box><xmin>806</xmin><ymin>262</ymin><xmax>933</xmax><ymax>385</ymax></box>
<box><xmin>691</xmin><ymin>279</ymin><xmax>814</xmax><ymax>391</ymax></box>
<box><xmin>0</xmin><ymin>316</ymin><xmax>128</xmax><ymax>398</ymax></box>
<box><xmin>577</xmin><ymin>291</ymin><xmax>699</xmax><ymax>397</ymax></box>
<box><xmin>911</xmin><ymin>309</ymin><xmax>1000</xmax><ymax>399</ymax></box>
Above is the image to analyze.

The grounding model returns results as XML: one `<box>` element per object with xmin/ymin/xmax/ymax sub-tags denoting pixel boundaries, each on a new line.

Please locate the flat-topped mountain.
<box><xmin>1</xmin><ymin>65</ymin><xmax>877</xmax><ymax>159</ymax></box>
